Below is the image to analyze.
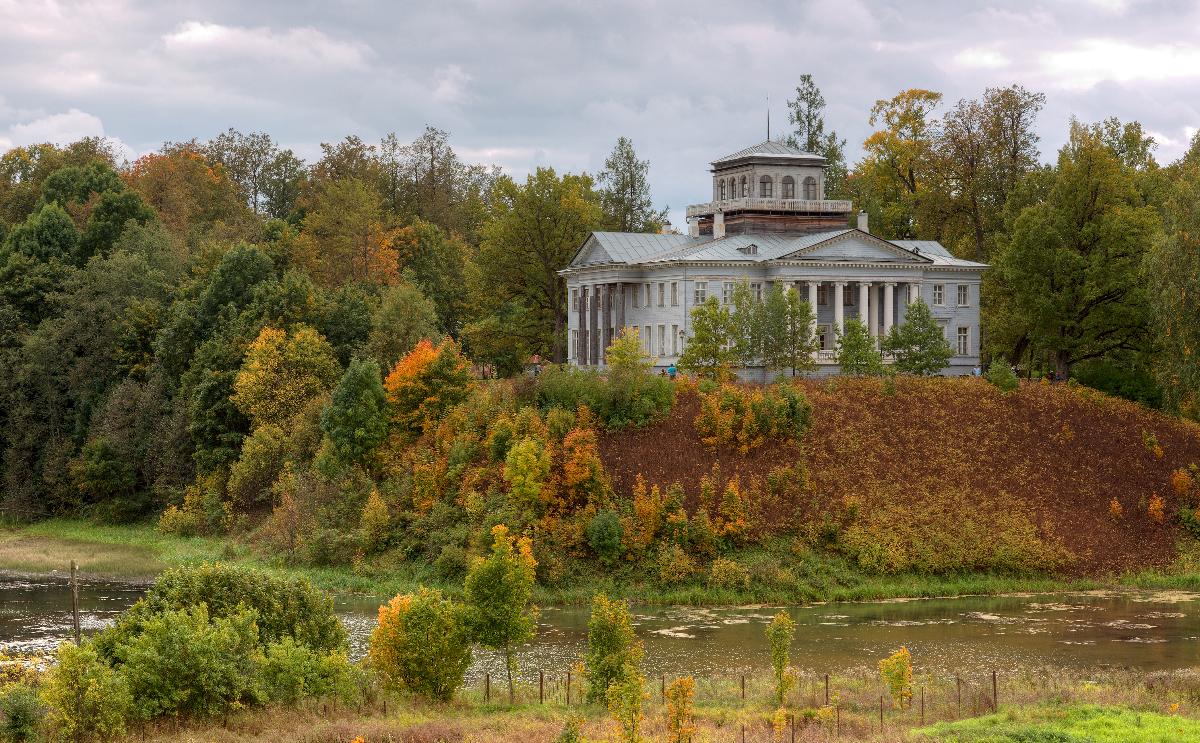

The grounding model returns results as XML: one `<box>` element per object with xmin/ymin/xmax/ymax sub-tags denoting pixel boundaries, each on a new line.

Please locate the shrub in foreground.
<box><xmin>40</xmin><ymin>641</ymin><xmax>131</xmax><ymax>742</ymax></box>
<box><xmin>368</xmin><ymin>588</ymin><xmax>472</xmax><ymax>702</ymax></box>
<box><xmin>260</xmin><ymin>637</ymin><xmax>361</xmax><ymax>705</ymax></box>
<box><xmin>987</xmin><ymin>359</ymin><xmax>1019</xmax><ymax>393</ymax></box>
<box><xmin>584</xmin><ymin>594</ymin><xmax>644</xmax><ymax>703</ymax></box>
<box><xmin>98</xmin><ymin>563</ymin><xmax>346</xmax><ymax>657</ymax></box>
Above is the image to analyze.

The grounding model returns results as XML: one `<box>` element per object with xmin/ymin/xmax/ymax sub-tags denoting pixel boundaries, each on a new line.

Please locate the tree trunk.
<box><xmin>1055</xmin><ymin>351</ymin><xmax>1070</xmax><ymax>380</ymax></box>
<box><xmin>505</xmin><ymin>644</ymin><xmax>515</xmax><ymax>704</ymax></box>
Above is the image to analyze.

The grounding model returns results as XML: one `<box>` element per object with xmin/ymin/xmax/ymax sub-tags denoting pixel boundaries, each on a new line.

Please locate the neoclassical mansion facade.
<box><xmin>561</xmin><ymin>140</ymin><xmax>987</xmax><ymax>376</ymax></box>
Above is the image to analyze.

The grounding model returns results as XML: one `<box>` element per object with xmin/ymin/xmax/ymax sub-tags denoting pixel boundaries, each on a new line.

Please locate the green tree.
<box><xmin>3</xmin><ymin>201</ymin><xmax>79</xmax><ymax>261</ymax></box>
<box><xmin>883</xmin><ymin>299</ymin><xmax>952</xmax><ymax>375</ymax></box>
<box><xmin>475</xmin><ymin>168</ymin><xmax>602</xmax><ymax>362</ymax></box>
<box><xmin>503</xmin><ymin>437</ymin><xmax>552</xmax><ymax>516</ymax></box>
<box><xmin>785</xmin><ymin>74</ymin><xmax>849</xmax><ymax>198</ymax></box>
<box><xmin>1146</xmin><ymin>132</ymin><xmax>1200</xmax><ymax>419</ymax></box>
<box><xmin>203</xmin><ymin>128</ymin><xmax>280</xmax><ymax>214</ymax></box>
<box><xmin>320</xmin><ymin>357</ymin><xmax>389</xmax><ymax>466</ymax></box>
<box><xmin>584</xmin><ymin>594</ymin><xmax>644</xmax><ymax>703</ymax></box>
<box><xmin>677</xmin><ymin>297</ymin><xmax>735</xmax><ymax>379</ymax></box>
<box><xmin>295</xmin><ymin>178</ymin><xmax>397</xmax><ymax>287</ymax></box>
<box><xmin>835</xmin><ymin>318</ymin><xmax>884</xmax><ymax>376</ymax></box>
<box><xmin>729</xmin><ymin>279</ymin><xmax>763</xmax><ymax>368</ymax></box>
<box><xmin>368</xmin><ymin>588</ymin><xmax>472</xmax><ymax>702</ymax></box>
<box><xmin>765</xmin><ymin>611</ymin><xmax>796</xmax><ymax>706</ymax></box>
<box><xmin>597</xmin><ymin>137</ymin><xmax>668</xmax><ymax>233</ymax></box>
<box><xmin>760</xmin><ymin>285</ymin><xmax>817</xmax><ymax>376</ymax></box>
<box><xmin>606</xmin><ymin>666</ymin><xmax>647</xmax><ymax>743</ymax></box>
<box><xmin>990</xmin><ymin>120</ymin><xmax>1160</xmax><ymax>378</ymax></box>
<box><xmin>463</xmin><ymin>524</ymin><xmax>538</xmax><ymax>704</ymax></box>
<box><xmin>78</xmin><ymin>189</ymin><xmax>157</xmax><ymax>264</ymax></box>
<box><xmin>392</xmin><ymin>218</ymin><xmax>470</xmax><ymax>333</ymax></box>
<box><xmin>365</xmin><ymin>283</ymin><xmax>440</xmax><ymax>371</ymax></box>
<box><xmin>40</xmin><ymin>161</ymin><xmax>125</xmax><ymax>206</ymax></box>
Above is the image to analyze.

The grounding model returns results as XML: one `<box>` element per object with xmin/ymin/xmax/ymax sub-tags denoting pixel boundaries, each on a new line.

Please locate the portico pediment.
<box><xmin>571</xmin><ymin>236</ymin><xmax>614</xmax><ymax>267</ymax></box>
<box><xmin>776</xmin><ymin>230</ymin><xmax>931</xmax><ymax>264</ymax></box>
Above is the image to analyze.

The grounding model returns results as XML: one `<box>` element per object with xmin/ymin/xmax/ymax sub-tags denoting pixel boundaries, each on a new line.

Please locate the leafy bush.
<box><xmin>98</xmin><ymin>563</ymin><xmax>346</xmax><ymax>658</ymax></box>
<box><xmin>583</xmin><ymin>594</ymin><xmax>643</xmax><ymax>703</ymax></box>
<box><xmin>260</xmin><ymin>637</ymin><xmax>359</xmax><ymax>706</ymax></box>
<box><xmin>535</xmin><ymin>364</ymin><xmax>674</xmax><ymax>429</ymax></box>
<box><xmin>586</xmin><ymin>510</ymin><xmax>623</xmax><ymax>564</ymax></box>
<box><xmin>765</xmin><ymin>612</ymin><xmax>796</xmax><ymax>706</ymax></box>
<box><xmin>0</xmin><ymin>684</ymin><xmax>43</xmax><ymax>742</ymax></box>
<box><xmin>656</xmin><ymin>543</ymin><xmax>696</xmax><ymax>586</ymax></box>
<box><xmin>708</xmin><ymin>557</ymin><xmax>751</xmax><ymax>590</ymax></box>
<box><xmin>359</xmin><ymin>489</ymin><xmax>391</xmax><ymax>553</ymax></box>
<box><xmin>384</xmin><ymin>338</ymin><xmax>474</xmax><ymax>438</ymax></box>
<box><xmin>694</xmin><ymin>383</ymin><xmax>811</xmax><ymax>453</ymax></box>
<box><xmin>879</xmin><ymin>647</ymin><xmax>913</xmax><ymax>709</ymax></box>
<box><xmin>368</xmin><ymin>588</ymin><xmax>472</xmax><ymax>701</ymax></box>
<box><xmin>114</xmin><ymin>604</ymin><xmax>263</xmax><ymax>720</ymax></box>
<box><xmin>987</xmin><ymin>360</ymin><xmax>1019</xmax><ymax>393</ymax></box>
<box><xmin>40</xmin><ymin>641</ymin><xmax>131</xmax><ymax>742</ymax></box>
<box><xmin>434</xmin><ymin>545</ymin><xmax>469</xmax><ymax>581</ymax></box>
<box><xmin>665</xmin><ymin>676</ymin><xmax>696</xmax><ymax>743</ymax></box>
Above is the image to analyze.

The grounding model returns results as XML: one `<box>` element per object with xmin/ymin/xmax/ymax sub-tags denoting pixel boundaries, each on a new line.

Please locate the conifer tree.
<box><xmin>320</xmin><ymin>357</ymin><xmax>389</xmax><ymax>466</ymax></box>
<box><xmin>883</xmin><ymin>299</ymin><xmax>953</xmax><ymax>375</ymax></box>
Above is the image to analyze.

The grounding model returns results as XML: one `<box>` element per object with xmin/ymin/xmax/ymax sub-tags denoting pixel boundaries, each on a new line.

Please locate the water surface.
<box><xmin>4</xmin><ymin>575</ymin><xmax>1198</xmax><ymax>678</ymax></box>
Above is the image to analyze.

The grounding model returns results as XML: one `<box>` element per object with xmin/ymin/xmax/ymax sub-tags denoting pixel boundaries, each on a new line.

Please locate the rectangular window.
<box><xmin>658</xmin><ymin>325</ymin><xmax>666</xmax><ymax>355</ymax></box>
<box><xmin>658</xmin><ymin>283</ymin><xmax>665</xmax><ymax>307</ymax></box>
<box><xmin>644</xmin><ymin>283</ymin><xmax>650</xmax><ymax>307</ymax></box>
<box><xmin>722</xmin><ymin>281</ymin><xmax>734</xmax><ymax>304</ymax></box>
<box><xmin>671</xmin><ymin>324</ymin><xmax>679</xmax><ymax>354</ymax></box>
<box><xmin>571</xmin><ymin>288</ymin><xmax>579</xmax><ymax>311</ymax></box>
<box><xmin>933</xmin><ymin>284</ymin><xmax>945</xmax><ymax>306</ymax></box>
<box><xmin>694</xmin><ymin>281</ymin><xmax>707</xmax><ymax>304</ymax></box>
<box><xmin>844</xmin><ymin>288</ymin><xmax>854</xmax><ymax>306</ymax></box>
<box><xmin>751</xmin><ymin>282</ymin><xmax>763</xmax><ymax>302</ymax></box>
<box><xmin>957</xmin><ymin>284</ymin><xmax>969</xmax><ymax>307</ymax></box>
<box><xmin>817</xmin><ymin>285</ymin><xmax>828</xmax><ymax>306</ymax></box>
<box><xmin>670</xmin><ymin>282</ymin><xmax>678</xmax><ymax>306</ymax></box>
<box><xmin>570</xmin><ymin>330</ymin><xmax>577</xmax><ymax>359</ymax></box>
<box><xmin>817</xmin><ymin>324</ymin><xmax>830</xmax><ymax>351</ymax></box>
<box><xmin>957</xmin><ymin>326</ymin><xmax>970</xmax><ymax>355</ymax></box>
<box><xmin>632</xmin><ymin>286</ymin><xmax>639</xmax><ymax>309</ymax></box>
<box><xmin>643</xmin><ymin>326</ymin><xmax>651</xmax><ymax>353</ymax></box>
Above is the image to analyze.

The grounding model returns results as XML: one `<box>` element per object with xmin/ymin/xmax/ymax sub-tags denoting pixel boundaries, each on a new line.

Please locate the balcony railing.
<box><xmin>686</xmin><ymin>197</ymin><xmax>854</xmax><ymax>218</ymax></box>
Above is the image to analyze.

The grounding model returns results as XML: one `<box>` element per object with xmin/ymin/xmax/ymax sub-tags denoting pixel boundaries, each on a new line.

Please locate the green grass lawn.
<box><xmin>914</xmin><ymin>703</ymin><xmax>1200</xmax><ymax>742</ymax></box>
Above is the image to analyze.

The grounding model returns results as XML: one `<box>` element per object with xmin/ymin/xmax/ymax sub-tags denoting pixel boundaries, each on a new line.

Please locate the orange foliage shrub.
<box><xmin>384</xmin><ymin>338</ymin><xmax>473</xmax><ymax>437</ymax></box>
<box><xmin>561</xmin><ymin>427</ymin><xmax>609</xmax><ymax>509</ymax></box>
<box><xmin>1147</xmin><ymin>493</ymin><xmax>1166</xmax><ymax>523</ymax></box>
<box><xmin>694</xmin><ymin>384</ymin><xmax>812</xmax><ymax>453</ymax></box>
<box><xmin>1109</xmin><ymin>498</ymin><xmax>1124</xmax><ymax>520</ymax></box>
<box><xmin>1171</xmin><ymin>468</ymin><xmax>1195</xmax><ymax>499</ymax></box>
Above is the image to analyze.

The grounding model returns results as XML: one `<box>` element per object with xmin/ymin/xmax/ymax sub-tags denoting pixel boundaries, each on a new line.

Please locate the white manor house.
<box><xmin>561</xmin><ymin>140</ymin><xmax>987</xmax><ymax>376</ymax></box>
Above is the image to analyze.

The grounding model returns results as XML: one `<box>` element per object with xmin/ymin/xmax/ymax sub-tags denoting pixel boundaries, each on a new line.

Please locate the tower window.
<box><xmin>719</xmin><ymin>180</ymin><xmax>726</xmax><ymax>200</ymax></box>
<box><xmin>759</xmin><ymin>176</ymin><xmax>772</xmax><ymax>198</ymax></box>
<box><xmin>740</xmin><ymin>176</ymin><xmax>747</xmax><ymax>197</ymax></box>
<box><xmin>782</xmin><ymin>176</ymin><xmax>795</xmax><ymax>198</ymax></box>
<box><xmin>803</xmin><ymin>176</ymin><xmax>818</xmax><ymax>200</ymax></box>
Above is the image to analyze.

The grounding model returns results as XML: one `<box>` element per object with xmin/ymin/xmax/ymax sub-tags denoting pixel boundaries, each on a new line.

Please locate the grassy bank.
<box><xmin>113</xmin><ymin>666</ymin><xmax>1200</xmax><ymax>742</ymax></box>
<box><xmin>0</xmin><ymin>518</ymin><xmax>1114</xmax><ymax>604</ymax></box>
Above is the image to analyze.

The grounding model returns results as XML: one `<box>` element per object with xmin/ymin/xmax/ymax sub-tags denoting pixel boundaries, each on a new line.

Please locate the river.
<box><xmin>3</xmin><ymin>575</ymin><xmax>1198</xmax><ymax>679</ymax></box>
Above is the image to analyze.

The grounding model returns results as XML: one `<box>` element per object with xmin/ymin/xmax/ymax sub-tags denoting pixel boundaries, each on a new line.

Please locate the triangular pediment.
<box><xmin>777</xmin><ymin>230</ymin><xmax>931</xmax><ymax>264</ymax></box>
<box><xmin>570</xmin><ymin>235</ymin><xmax>614</xmax><ymax>267</ymax></box>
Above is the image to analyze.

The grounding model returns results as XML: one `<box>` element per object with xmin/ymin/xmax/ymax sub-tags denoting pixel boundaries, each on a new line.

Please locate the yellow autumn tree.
<box><xmin>232</xmin><ymin>325</ymin><xmax>341</xmax><ymax>430</ymax></box>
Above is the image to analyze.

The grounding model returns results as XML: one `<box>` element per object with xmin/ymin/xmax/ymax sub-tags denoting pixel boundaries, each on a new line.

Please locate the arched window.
<box><xmin>803</xmin><ymin>176</ymin><xmax>818</xmax><ymax>200</ymax></box>
<box><xmin>719</xmin><ymin>180</ymin><xmax>726</xmax><ymax>200</ymax></box>
<box><xmin>740</xmin><ymin>176</ymin><xmax>747</xmax><ymax>197</ymax></box>
<box><xmin>759</xmin><ymin>175</ymin><xmax>772</xmax><ymax>198</ymax></box>
<box><xmin>782</xmin><ymin>175</ymin><xmax>795</xmax><ymax>199</ymax></box>
<box><xmin>730</xmin><ymin>178</ymin><xmax>737</xmax><ymax>198</ymax></box>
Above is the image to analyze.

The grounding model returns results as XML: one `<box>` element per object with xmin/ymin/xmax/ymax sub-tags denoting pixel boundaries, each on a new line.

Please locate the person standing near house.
<box><xmin>667</xmin><ymin>363</ymin><xmax>677</xmax><ymax>381</ymax></box>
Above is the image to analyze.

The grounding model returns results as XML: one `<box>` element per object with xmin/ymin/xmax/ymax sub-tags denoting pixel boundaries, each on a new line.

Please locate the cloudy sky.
<box><xmin>2</xmin><ymin>0</ymin><xmax>1198</xmax><ymax>226</ymax></box>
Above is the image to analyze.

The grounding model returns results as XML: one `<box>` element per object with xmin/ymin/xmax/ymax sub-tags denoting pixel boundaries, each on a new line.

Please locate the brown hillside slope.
<box><xmin>598</xmin><ymin>377</ymin><xmax>1200</xmax><ymax>577</ymax></box>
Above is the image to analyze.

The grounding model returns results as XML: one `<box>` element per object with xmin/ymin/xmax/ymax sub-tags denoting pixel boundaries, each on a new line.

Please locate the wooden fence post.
<box><xmin>836</xmin><ymin>704</ymin><xmax>840</xmax><ymax>738</ymax></box>
<box><xmin>879</xmin><ymin>695</ymin><xmax>884</xmax><ymax>733</ymax></box>
<box><xmin>566</xmin><ymin>670</ymin><xmax>571</xmax><ymax>705</ymax></box>
<box><xmin>740</xmin><ymin>674</ymin><xmax>745</xmax><ymax>701</ymax></box>
<box><xmin>484</xmin><ymin>672</ymin><xmax>490</xmax><ymax>703</ymax></box>
<box><xmin>992</xmin><ymin>670</ymin><xmax>998</xmax><ymax>711</ymax></box>
<box><xmin>539</xmin><ymin>671</ymin><xmax>544</xmax><ymax>704</ymax></box>
<box><xmin>920</xmin><ymin>685</ymin><xmax>925</xmax><ymax>725</ymax></box>
<box><xmin>661</xmin><ymin>675</ymin><xmax>665</xmax><ymax>701</ymax></box>
<box><xmin>956</xmin><ymin>675</ymin><xmax>962</xmax><ymax>717</ymax></box>
<box><xmin>824</xmin><ymin>672</ymin><xmax>830</xmax><ymax>705</ymax></box>
<box><xmin>70</xmin><ymin>560</ymin><xmax>80</xmax><ymax>645</ymax></box>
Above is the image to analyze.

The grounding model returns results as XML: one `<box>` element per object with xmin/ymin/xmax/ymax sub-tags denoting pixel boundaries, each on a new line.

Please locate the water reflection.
<box><xmin>3</xmin><ymin>576</ymin><xmax>1198</xmax><ymax>679</ymax></box>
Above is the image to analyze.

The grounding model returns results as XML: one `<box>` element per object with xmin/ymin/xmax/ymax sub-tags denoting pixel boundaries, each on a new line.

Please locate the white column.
<box><xmin>834</xmin><ymin>281</ymin><xmax>845</xmax><ymax>336</ymax></box>
<box><xmin>866</xmin><ymin>283</ymin><xmax>877</xmax><ymax>339</ymax></box>
<box><xmin>859</xmin><ymin>282</ymin><xmax>871</xmax><ymax>332</ymax></box>
<box><xmin>884</xmin><ymin>282</ymin><xmax>895</xmax><ymax>337</ymax></box>
<box><xmin>807</xmin><ymin>280</ymin><xmax>819</xmax><ymax>342</ymax></box>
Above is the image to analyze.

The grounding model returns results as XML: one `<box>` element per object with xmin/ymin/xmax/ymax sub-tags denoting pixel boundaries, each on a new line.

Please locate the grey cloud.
<box><xmin>1</xmin><ymin>0</ymin><xmax>1197</xmax><ymax>227</ymax></box>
